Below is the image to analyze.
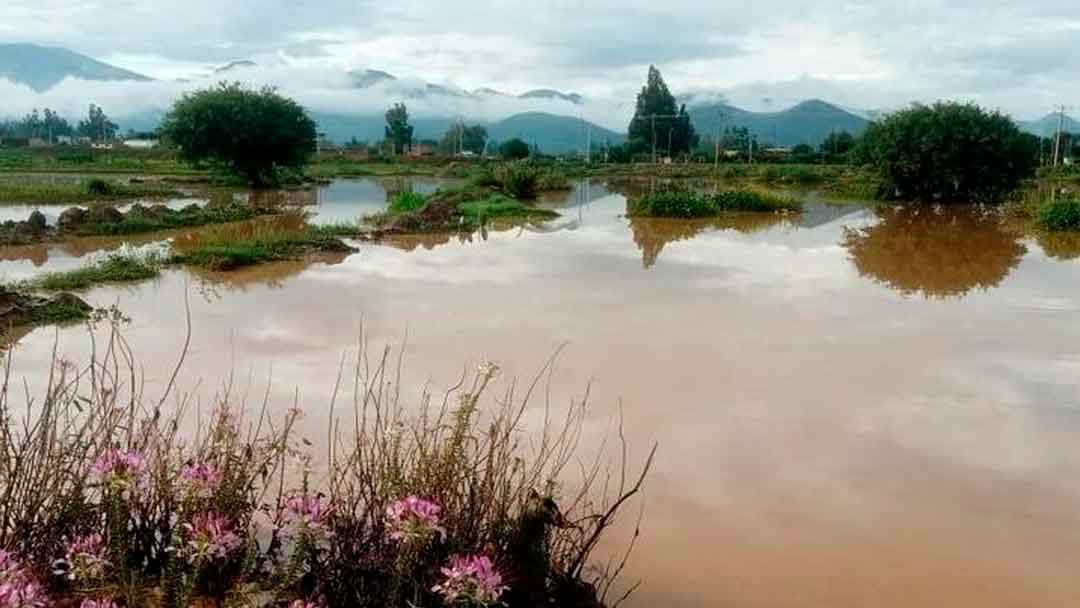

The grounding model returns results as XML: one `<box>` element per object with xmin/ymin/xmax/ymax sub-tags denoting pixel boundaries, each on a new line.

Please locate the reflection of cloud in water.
<box><xmin>843</xmin><ymin>206</ymin><xmax>1026</xmax><ymax>299</ymax></box>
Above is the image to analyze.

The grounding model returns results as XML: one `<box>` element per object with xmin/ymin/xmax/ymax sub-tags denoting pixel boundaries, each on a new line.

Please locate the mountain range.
<box><xmin>0</xmin><ymin>43</ymin><xmax>151</xmax><ymax>92</ymax></box>
<box><xmin>0</xmin><ymin>43</ymin><xmax>1076</xmax><ymax>153</ymax></box>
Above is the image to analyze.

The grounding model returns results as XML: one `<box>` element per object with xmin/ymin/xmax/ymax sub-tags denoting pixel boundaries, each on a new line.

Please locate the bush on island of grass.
<box><xmin>470</xmin><ymin>163</ymin><xmax>570</xmax><ymax>199</ymax></box>
<box><xmin>630</xmin><ymin>187</ymin><xmax>801</xmax><ymax>218</ymax></box>
<box><xmin>851</xmin><ymin>101</ymin><xmax>1038</xmax><ymax>203</ymax></box>
<box><xmin>1037</xmin><ymin>197</ymin><xmax>1080</xmax><ymax>231</ymax></box>
<box><xmin>372</xmin><ymin>185</ymin><xmax>559</xmax><ymax>232</ymax></box>
<box><xmin>160</xmin><ymin>82</ymin><xmax>318</xmax><ymax>187</ymax></box>
<box><xmin>0</xmin><ymin>323</ymin><xmax>653</xmax><ymax>608</ymax></box>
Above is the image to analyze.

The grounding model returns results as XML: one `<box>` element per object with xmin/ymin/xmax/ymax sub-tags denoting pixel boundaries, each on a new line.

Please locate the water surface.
<box><xmin>3</xmin><ymin>178</ymin><xmax>1079</xmax><ymax>607</ymax></box>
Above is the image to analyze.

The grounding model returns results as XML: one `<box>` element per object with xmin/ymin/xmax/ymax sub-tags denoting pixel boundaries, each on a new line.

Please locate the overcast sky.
<box><xmin>2</xmin><ymin>0</ymin><xmax>1078</xmax><ymax>124</ymax></box>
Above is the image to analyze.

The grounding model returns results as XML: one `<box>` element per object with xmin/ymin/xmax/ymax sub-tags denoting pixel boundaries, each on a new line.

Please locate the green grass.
<box><xmin>458</xmin><ymin>195</ymin><xmax>560</xmax><ymax>225</ymax></box>
<box><xmin>1037</xmin><ymin>198</ymin><xmax>1080</xmax><ymax>231</ymax></box>
<box><xmin>0</xmin><ymin>148</ymin><xmax>199</xmax><ymax>175</ymax></box>
<box><xmin>172</xmin><ymin>221</ymin><xmax>355</xmax><ymax>270</ymax></box>
<box><xmin>630</xmin><ymin>188</ymin><xmax>802</xmax><ymax>218</ymax></box>
<box><xmin>24</xmin><ymin>297</ymin><xmax>92</xmax><ymax>324</ymax></box>
<box><xmin>388</xmin><ymin>191</ymin><xmax>429</xmax><ymax>214</ymax></box>
<box><xmin>0</xmin><ymin>178</ymin><xmax>181</xmax><ymax>204</ymax></box>
<box><xmin>35</xmin><ymin>254</ymin><xmax>163</xmax><ymax>291</ymax></box>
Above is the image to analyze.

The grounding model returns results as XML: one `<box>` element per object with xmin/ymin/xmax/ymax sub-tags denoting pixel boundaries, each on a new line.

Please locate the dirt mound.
<box><xmin>384</xmin><ymin>198</ymin><xmax>461</xmax><ymax>232</ymax></box>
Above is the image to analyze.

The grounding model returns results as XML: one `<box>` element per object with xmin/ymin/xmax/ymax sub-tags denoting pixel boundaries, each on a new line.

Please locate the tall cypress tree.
<box><xmin>628</xmin><ymin>66</ymin><xmax>697</xmax><ymax>157</ymax></box>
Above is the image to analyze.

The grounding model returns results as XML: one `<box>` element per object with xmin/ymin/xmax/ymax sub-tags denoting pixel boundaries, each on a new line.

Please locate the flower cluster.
<box><xmin>181</xmin><ymin>512</ymin><xmax>243</xmax><ymax>564</ymax></box>
<box><xmin>432</xmin><ymin>554</ymin><xmax>508</xmax><ymax>606</ymax></box>
<box><xmin>284</xmin><ymin>494</ymin><xmax>333</xmax><ymax>541</ymax></box>
<box><xmin>385</xmin><ymin>496</ymin><xmax>446</xmax><ymax>543</ymax></box>
<box><xmin>79</xmin><ymin>599</ymin><xmax>119</xmax><ymax>608</ymax></box>
<box><xmin>54</xmin><ymin>534</ymin><xmax>110</xmax><ymax>582</ymax></box>
<box><xmin>180</xmin><ymin>462</ymin><xmax>222</xmax><ymax>500</ymax></box>
<box><xmin>287</xmin><ymin>600</ymin><xmax>327</xmax><ymax>608</ymax></box>
<box><xmin>91</xmin><ymin>448</ymin><xmax>146</xmax><ymax>491</ymax></box>
<box><xmin>0</xmin><ymin>550</ymin><xmax>49</xmax><ymax>608</ymax></box>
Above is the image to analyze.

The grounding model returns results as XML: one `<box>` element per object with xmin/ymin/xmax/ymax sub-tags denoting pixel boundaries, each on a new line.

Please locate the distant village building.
<box><xmin>122</xmin><ymin>138</ymin><xmax>159</xmax><ymax>150</ymax></box>
<box><xmin>90</xmin><ymin>142</ymin><xmax>115</xmax><ymax>150</ymax></box>
<box><xmin>56</xmin><ymin>135</ymin><xmax>75</xmax><ymax>145</ymax></box>
<box><xmin>409</xmin><ymin>142</ymin><xmax>436</xmax><ymax>157</ymax></box>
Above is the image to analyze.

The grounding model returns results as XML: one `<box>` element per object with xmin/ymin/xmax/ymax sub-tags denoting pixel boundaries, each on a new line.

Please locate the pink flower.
<box><xmin>54</xmin><ymin>533</ymin><xmax>109</xmax><ymax>582</ymax></box>
<box><xmin>385</xmin><ymin>496</ymin><xmax>446</xmax><ymax>543</ymax></box>
<box><xmin>79</xmin><ymin>600</ymin><xmax>119</xmax><ymax>608</ymax></box>
<box><xmin>284</xmin><ymin>494</ymin><xmax>333</xmax><ymax>539</ymax></box>
<box><xmin>432</xmin><ymin>554</ymin><xmax>508</xmax><ymax>606</ymax></box>
<box><xmin>180</xmin><ymin>462</ymin><xmax>222</xmax><ymax>499</ymax></box>
<box><xmin>91</xmin><ymin>448</ymin><xmax>146</xmax><ymax>489</ymax></box>
<box><xmin>181</xmin><ymin>512</ymin><xmax>242</xmax><ymax>564</ymax></box>
<box><xmin>0</xmin><ymin>550</ymin><xmax>49</xmax><ymax>608</ymax></box>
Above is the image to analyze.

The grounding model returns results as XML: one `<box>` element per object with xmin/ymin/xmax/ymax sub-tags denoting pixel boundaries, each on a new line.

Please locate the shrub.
<box><xmin>85</xmin><ymin>178</ymin><xmax>114</xmax><ymax>196</ymax></box>
<box><xmin>0</xmin><ymin>324</ymin><xmax>654</xmax><ymax>608</ymax></box>
<box><xmin>1037</xmin><ymin>198</ymin><xmax>1080</xmax><ymax>231</ymax></box>
<box><xmin>853</xmin><ymin>101</ymin><xmax>1037</xmax><ymax>202</ymax></box>
<box><xmin>631</xmin><ymin>188</ymin><xmax>801</xmax><ymax>218</ymax></box>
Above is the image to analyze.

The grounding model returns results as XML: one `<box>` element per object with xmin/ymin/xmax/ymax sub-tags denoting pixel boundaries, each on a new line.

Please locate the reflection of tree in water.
<box><xmin>628</xmin><ymin>214</ymin><xmax>788</xmax><ymax>268</ymax></box>
<box><xmin>1035</xmin><ymin>231</ymin><xmax>1080</xmax><ymax>261</ymax></box>
<box><xmin>843</xmin><ymin>206</ymin><xmax>1026</xmax><ymax>298</ymax></box>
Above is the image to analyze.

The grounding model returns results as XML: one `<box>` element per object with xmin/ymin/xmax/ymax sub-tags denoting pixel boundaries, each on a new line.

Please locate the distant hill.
<box><xmin>307</xmin><ymin>111</ymin><xmax>620</xmax><ymax>154</ymax></box>
<box><xmin>487</xmin><ymin>112</ymin><xmax>624</xmax><ymax>152</ymax></box>
<box><xmin>1019</xmin><ymin>113</ymin><xmax>1080</xmax><ymax>138</ymax></box>
<box><xmin>688</xmin><ymin>99</ymin><xmax>869</xmax><ymax>146</ymax></box>
<box><xmin>0</xmin><ymin>43</ymin><xmax>151</xmax><ymax>92</ymax></box>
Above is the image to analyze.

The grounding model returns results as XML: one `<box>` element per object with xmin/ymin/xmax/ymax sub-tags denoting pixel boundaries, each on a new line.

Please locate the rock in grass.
<box><xmin>57</xmin><ymin>207</ymin><xmax>88</xmax><ymax>231</ymax></box>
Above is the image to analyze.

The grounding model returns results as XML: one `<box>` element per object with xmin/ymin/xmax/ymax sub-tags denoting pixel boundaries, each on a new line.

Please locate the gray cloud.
<box><xmin>1</xmin><ymin>0</ymin><xmax>1078</xmax><ymax>119</ymax></box>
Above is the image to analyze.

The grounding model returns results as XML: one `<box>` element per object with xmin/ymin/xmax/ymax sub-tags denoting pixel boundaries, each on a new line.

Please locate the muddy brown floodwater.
<box><xmin>3</xmin><ymin>178</ymin><xmax>1080</xmax><ymax>607</ymax></box>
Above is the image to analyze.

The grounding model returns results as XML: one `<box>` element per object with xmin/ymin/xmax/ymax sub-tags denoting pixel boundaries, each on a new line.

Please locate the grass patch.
<box><xmin>24</xmin><ymin>296</ymin><xmax>92</xmax><ymax>324</ymax></box>
<box><xmin>78</xmin><ymin>202</ymin><xmax>266</xmax><ymax>236</ymax></box>
<box><xmin>630</xmin><ymin>188</ymin><xmax>801</xmax><ymax>218</ymax></box>
<box><xmin>35</xmin><ymin>250</ymin><xmax>164</xmax><ymax>291</ymax></box>
<box><xmin>368</xmin><ymin>184</ymin><xmax>560</xmax><ymax>232</ymax></box>
<box><xmin>1037</xmin><ymin>198</ymin><xmax>1080</xmax><ymax>231</ymax></box>
<box><xmin>459</xmin><ymin>194</ymin><xmax>560</xmax><ymax>224</ymax></box>
<box><xmin>0</xmin><ymin>177</ymin><xmax>181</xmax><ymax>204</ymax></box>
<box><xmin>388</xmin><ymin>190</ymin><xmax>429</xmax><ymax>214</ymax></box>
<box><xmin>173</xmin><ymin>218</ymin><xmax>355</xmax><ymax>270</ymax></box>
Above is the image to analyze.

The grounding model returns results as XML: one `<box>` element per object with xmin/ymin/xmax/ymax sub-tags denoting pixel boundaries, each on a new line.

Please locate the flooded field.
<box><xmin>3</xmin><ymin>178</ymin><xmax>1080</xmax><ymax>607</ymax></box>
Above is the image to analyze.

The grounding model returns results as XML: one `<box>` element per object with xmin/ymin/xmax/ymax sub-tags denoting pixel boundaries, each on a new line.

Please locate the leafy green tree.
<box><xmin>499</xmin><ymin>138</ymin><xmax>531</xmax><ymax>160</ymax></box>
<box><xmin>820</xmin><ymin>131</ymin><xmax>855</xmax><ymax>159</ymax></box>
<box><xmin>384</xmin><ymin>103</ymin><xmax>414</xmax><ymax>155</ymax></box>
<box><xmin>160</xmin><ymin>82</ymin><xmax>317</xmax><ymax>186</ymax></box>
<box><xmin>440</xmin><ymin>123</ymin><xmax>488</xmax><ymax>155</ymax></box>
<box><xmin>627</xmin><ymin>65</ymin><xmax>697</xmax><ymax>157</ymax></box>
<box><xmin>77</xmin><ymin>104</ymin><xmax>118</xmax><ymax>142</ymax></box>
<box><xmin>853</xmin><ymin>102</ymin><xmax>1037</xmax><ymax>202</ymax></box>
